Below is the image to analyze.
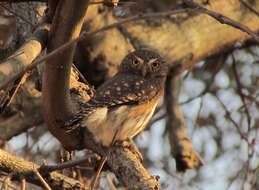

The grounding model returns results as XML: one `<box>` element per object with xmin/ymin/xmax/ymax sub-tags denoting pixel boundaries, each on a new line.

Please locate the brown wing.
<box><xmin>89</xmin><ymin>73</ymin><xmax>163</xmax><ymax>106</ymax></box>
<box><xmin>64</xmin><ymin>73</ymin><xmax>164</xmax><ymax>131</ymax></box>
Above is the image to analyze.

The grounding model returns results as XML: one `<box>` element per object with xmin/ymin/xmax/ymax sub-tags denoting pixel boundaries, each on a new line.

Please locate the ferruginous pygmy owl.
<box><xmin>67</xmin><ymin>49</ymin><xmax>168</xmax><ymax>146</ymax></box>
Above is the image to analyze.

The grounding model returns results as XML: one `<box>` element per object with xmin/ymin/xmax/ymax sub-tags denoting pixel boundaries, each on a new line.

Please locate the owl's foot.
<box><xmin>114</xmin><ymin>139</ymin><xmax>143</xmax><ymax>162</ymax></box>
<box><xmin>60</xmin><ymin>149</ymin><xmax>75</xmax><ymax>163</ymax></box>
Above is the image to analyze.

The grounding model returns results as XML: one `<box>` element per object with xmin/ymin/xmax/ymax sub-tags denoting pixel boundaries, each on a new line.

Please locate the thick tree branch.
<box><xmin>47</xmin><ymin>0</ymin><xmax>59</xmax><ymax>20</ymax></box>
<box><xmin>122</xmin><ymin>1</ymin><xmax>259</xmax><ymax>63</ymax></box>
<box><xmin>78</xmin><ymin>0</ymin><xmax>259</xmax><ymax>83</ymax></box>
<box><xmin>165</xmin><ymin>73</ymin><xmax>203</xmax><ymax>172</ymax></box>
<box><xmin>0</xmin><ymin>149</ymin><xmax>89</xmax><ymax>190</ymax></box>
<box><xmin>42</xmin><ymin>0</ymin><xmax>89</xmax><ymax>150</ymax></box>
<box><xmin>107</xmin><ymin>147</ymin><xmax>160</xmax><ymax>189</ymax></box>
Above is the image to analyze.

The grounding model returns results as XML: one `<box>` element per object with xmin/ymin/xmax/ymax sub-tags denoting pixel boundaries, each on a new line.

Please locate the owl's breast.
<box><xmin>83</xmin><ymin>96</ymin><xmax>160</xmax><ymax>146</ymax></box>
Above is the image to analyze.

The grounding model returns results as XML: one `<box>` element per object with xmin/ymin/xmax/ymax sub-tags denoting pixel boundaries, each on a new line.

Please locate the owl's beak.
<box><xmin>141</xmin><ymin>66</ymin><xmax>147</xmax><ymax>77</ymax></box>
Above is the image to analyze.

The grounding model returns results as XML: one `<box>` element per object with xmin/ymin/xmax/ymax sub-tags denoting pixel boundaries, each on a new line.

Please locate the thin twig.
<box><xmin>7</xmin><ymin>73</ymin><xmax>29</xmax><ymax>107</ymax></box>
<box><xmin>90</xmin><ymin>129</ymin><xmax>119</xmax><ymax>190</ymax></box>
<box><xmin>39</xmin><ymin>155</ymin><xmax>95</xmax><ymax>173</ymax></box>
<box><xmin>0</xmin><ymin>73</ymin><xmax>29</xmax><ymax>113</ymax></box>
<box><xmin>231</xmin><ymin>54</ymin><xmax>251</xmax><ymax>130</ymax></box>
<box><xmin>106</xmin><ymin>174</ymin><xmax>117</xmax><ymax>190</ymax></box>
<box><xmin>214</xmin><ymin>95</ymin><xmax>248</xmax><ymax>141</ymax></box>
<box><xmin>0</xmin><ymin>177</ymin><xmax>19</xmax><ymax>190</ymax></box>
<box><xmin>33</xmin><ymin>170</ymin><xmax>52</xmax><ymax>190</ymax></box>
<box><xmin>72</xmin><ymin>64</ymin><xmax>88</xmax><ymax>85</ymax></box>
<box><xmin>150</xmin><ymin>113</ymin><xmax>166</xmax><ymax>125</ymax></box>
<box><xmin>0</xmin><ymin>176</ymin><xmax>10</xmax><ymax>190</ymax></box>
<box><xmin>191</xmin><ymin>97</ymin><xmax>204</xmax><ymax>137</ymax></box>
<box><xmin>20</xmin><ymin>179</ymin><xmax>26</xmax><ymax>190</ymax></box>
<box><xmin>90</xmin><ymin>156</ymin><xmax>107</xmax><ymax>190</ymax></box>
<box><xmin>240</xmin><ymin>0</ymin><xmax>259</xmax><ymax>17</ymax></box>
<box><xmin>180</xmin><ymin>55</ymin><xmax>226</xmax><ymax>105</ymax></box>
<box><xmin>0</xmin><ymin>51</ymin><xmax>24</xmax><ymax>65</ymax></box>
<box><xmin>183</xmin><ymin>0</ymin><xmax>259</xmax><ymax>43</ymax></box>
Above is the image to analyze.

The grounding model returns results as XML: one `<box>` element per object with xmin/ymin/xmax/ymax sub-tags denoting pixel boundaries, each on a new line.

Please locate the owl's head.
<box><xmin>119</xmin><ymin>49</ymin><xmax>168</xmax><ymax>78</ymax></box>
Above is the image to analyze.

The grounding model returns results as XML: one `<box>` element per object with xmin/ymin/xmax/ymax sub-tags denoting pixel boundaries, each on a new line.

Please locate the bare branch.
<box><xmin>33</xmin><ymin>170</ymin><xmax>52</xmax><ymax>190</ymax></box>
<box><xmin>183</xmin><ymin>0</ymin><xmax>259</xmax><ymax>43</ymax></box>
<box><xmin>240</xmin><ymin>0</ymin><xmax>259</xmax><ymax>17</ymax></box>
<box><xmin>231</xmin><ymin>55</ymin><xmax>252</xmax><ymax>130</ymax></box>
<box><xmin>0</xmin><ymin>22</ymin><xmax>49</xmax><ymax>88</ymax></box>
<box><xmin>0</xmin><ymin>149</ymin><xmax>89</xmax><ymax>190</ymax></box>
<box><xmin>165</xmin><ymin>73</ymin><xmax>204</xmax><ymax>172</ymax></box>
<box><xmin>39</xmin><ymin>155</ymin><xmax>95</xmax><ymax>173</ymax></box>
<box><xmin>214</xmin><ymin>95</ymin><xmax>249</xmax><ymax>141</ymax></box>
<box><xmin>42</xmin><ymin>0</ymin><xmax>90</xmax><ymax>149</ymax></box>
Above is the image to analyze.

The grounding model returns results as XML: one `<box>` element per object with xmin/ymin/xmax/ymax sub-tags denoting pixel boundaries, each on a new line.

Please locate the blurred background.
<box><xmin>0</xmin><ymin>1</ymin><xmax>258</xmax><ymax>189</ymax></box>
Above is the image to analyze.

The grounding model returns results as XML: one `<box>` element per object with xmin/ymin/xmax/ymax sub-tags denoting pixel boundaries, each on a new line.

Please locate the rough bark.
<box><xmin>0</xmin><ymin>149</ymin><xmax>90</xmax><ymax>190</ymax></box>
<box><xmin>107</xmin><ymin>147</ymin><xmax>160</xmax><ymax>189</ymax></box>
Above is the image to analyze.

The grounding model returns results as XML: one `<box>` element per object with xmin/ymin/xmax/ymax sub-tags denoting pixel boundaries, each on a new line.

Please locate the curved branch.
<box><xmin>42</xmin><ymin>0</ymin><xmax>89</xmax><ymax>150</ymax></box>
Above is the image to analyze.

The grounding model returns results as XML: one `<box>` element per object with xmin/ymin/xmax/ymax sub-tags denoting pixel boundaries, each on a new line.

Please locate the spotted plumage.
<box><xmin>66</xmin><ymin>49</ymin><xmax>168</xmax><ymax>146</ymax></box>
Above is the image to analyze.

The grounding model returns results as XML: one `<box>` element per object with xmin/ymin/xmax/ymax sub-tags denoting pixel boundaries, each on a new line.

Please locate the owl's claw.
<box><xmin>60</xmin><ymin>150</ymin><xmax>74</xmax><ymax>163</ymax></box>
<box><xmin>114</xmin><ymin>139</ymin><xmax>143</xmax><ymax>162</ymax></box>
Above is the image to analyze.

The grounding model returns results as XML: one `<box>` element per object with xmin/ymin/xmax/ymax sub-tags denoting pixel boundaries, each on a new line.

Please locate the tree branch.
<box><xmin>42</xmin><ymin>0</ymin><xmax>90</xmax><ymax>150</ymax></box>
<box><xmin>0</xmin><ymin>83</ymin><xmax>43</xmax><ymax>146</ymax></box>
<box><xmin>106</xmin><ymin>147</ymin><xmax>160</xmax><ymax>189</ymax></box>
<box><xmin>182</xmin><ymin>0</ymin><xmax>259</xmax><ymax>43</ymax></box>
<box><xmin>2</xmin><ymin>0</ymin><xmax>259</xmax><ymax>89</ymax></box>
<box><xmin>165</xmin><ymin>72</ymin><xmax>204</xmax><ymax>172</ymax></box>
<box><xmin>0</xmin><ymin>149</ymin><xmax>89</xmax><ymax>190</ymax></box>
<box><xmin>0</xmin><ymin>23</ymin><xmax>49</xmax><ymax>87</ymax></box>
